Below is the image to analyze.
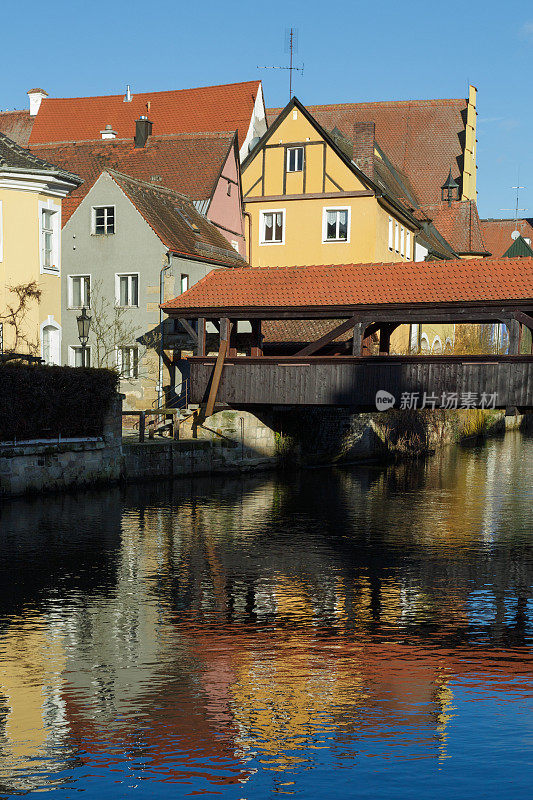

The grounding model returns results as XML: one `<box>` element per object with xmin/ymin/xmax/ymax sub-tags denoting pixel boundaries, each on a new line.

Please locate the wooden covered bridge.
<box><xmin>162</xmin><ymin>257</ymin><xmax>533</xmax><ymax>414</ymax></box>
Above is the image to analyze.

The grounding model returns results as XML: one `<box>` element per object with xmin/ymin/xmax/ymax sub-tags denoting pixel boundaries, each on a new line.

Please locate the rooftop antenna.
<box><xmin>258</xmin><ymin>27</ymin><xmax>304</xmax><ymax>102</ymax></box>
<box><xmin>500</xmin><ymin>169</ymin><xmax>527</xmax><ymax>238</ymax></box>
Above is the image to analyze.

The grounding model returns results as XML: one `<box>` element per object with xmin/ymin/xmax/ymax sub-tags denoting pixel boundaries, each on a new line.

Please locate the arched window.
<box><xmin>431</xmin><ymin>336</ymin><xmax>443</xmax><ymax>355</ymax></box>
<box><xmin>41</xmin><ymin>322</ymin><xmax>61</xmax><ymax>365</ymax></box>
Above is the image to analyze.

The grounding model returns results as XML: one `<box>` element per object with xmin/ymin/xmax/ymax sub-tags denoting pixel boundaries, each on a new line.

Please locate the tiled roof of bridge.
<box><xmin>162</xmin><ymin>257</ymin><xmax>533</xmax><ymax>311</ymax></box>
<box><xmin>30</xmin><ymin>132</ymin><xmax>235</xmax><ymax>224</ymax></box>
<box><xmin>480</xmin><ymin>218</ymin><xmax>533</xmax><ymax>257</ymax></box>
<box><xmin>268</xmin><ymin>97</ymin><xmax>467</xmax><ymax>206</ymax></box>
<box><xmin>27</xmin><ymin>81</ymin><xmax>260</xmax><ymax>146</ymax></box>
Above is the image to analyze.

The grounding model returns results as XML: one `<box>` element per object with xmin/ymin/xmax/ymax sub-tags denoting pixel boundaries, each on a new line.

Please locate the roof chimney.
<box><xmin>100</xmin><ymin>123</ymin><xmax>117</xmax><ymax>140</ymax></box>
<box><xmin>27</xmin><ymin>88</ymin><xmax>48</xmax><ymax>116</ymax></box>
<box><xmin>124</xmin><ymin>84</ymin><xmax>132</xmax><ymax>102</ymax></box>
<box><xmin>134</xmin><ymin>115</ymin><xmax>152</xmax><ymax>148</ymax></box>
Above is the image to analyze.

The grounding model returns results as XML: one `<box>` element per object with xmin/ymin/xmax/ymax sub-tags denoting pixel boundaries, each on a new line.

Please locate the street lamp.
<box><xmin>76</xmin><ymin>306</ymin><xmax>92</xmax><ymax>367</ymax></box>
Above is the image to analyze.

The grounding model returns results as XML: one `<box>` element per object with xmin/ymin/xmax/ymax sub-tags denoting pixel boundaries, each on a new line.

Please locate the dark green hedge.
<box><xmin>0</xmin><ymin>364</ymin><xmax>119</xmax><ymax>442</ymax></box>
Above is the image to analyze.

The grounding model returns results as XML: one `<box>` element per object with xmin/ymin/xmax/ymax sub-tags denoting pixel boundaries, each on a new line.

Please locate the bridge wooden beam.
<box><xmin>177</xmin><ymin>318</ymin><xmax>198</xmax><ymax>344</ymax></box>
<box><xmin>379</xmin><ymin>323</ymin><xmax>400</xmax><ymax>356</ymax></box>
<box><xmin>295</xmin><ymin>317</ymin><xmax>357</xmax><ymax>357</ymax></box>
<box><xmin>204</xmin><ymin>318</ymin><xmax>232</xmax><ymax>419</ymax></box>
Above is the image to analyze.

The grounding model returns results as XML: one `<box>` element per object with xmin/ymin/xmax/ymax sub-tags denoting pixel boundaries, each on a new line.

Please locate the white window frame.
<box><xmin>286</xmin><ymin>147</ymin><xmax>304</xmax><ymax>173</ymax></box>
<box><xmin>91</xmin><ymin>205</ymin><xmax>116</xmax><ymax>235</ymax></box>
<box><xmin>115</xmin><ymin>273</ymin><xmax>140</xmax><ymax>307</ymax></box>
<box><xmin>400</xmin><ymin>226</ymin><xmax>405</xmax><ymax>257</ymax></box>
<box><xmin>388</xmin><ymin>216</ymin><xmax>393</xmax><ymax>251</ymax></box>
<box><xmin>322</xmin><ymin>206</ymin><xmax>351</xmax><ymax>244</ymax></box>
<box><xmin>180</xmin><ymin>274</ymin><xmax>189</xmax><ymax>294</ymax></box>
<box><xmin>406</xmin><ymin>230</ymin><xmax>412</xmax><ymax>260</ymax></box>
<box><xmin>40</xmin><ymin>316</ymin><xmax>61</xmax><ymax>364</ymax></box>
<box><xmin>230</xmin><ymin>240</ymin><xmax>239</xmax><ymax>252</ymax></box>
<box><xmin>39</xmin><ymin>200</ymin><xmax>61</xmax><ymax>275</ymax></box>
<box><xmin>259</xmin><ymin>209</ymin><xmax>286</xmax><ymax>246</ymax></box>
<box><xmin>394</xmin><ymin>221</ymin><xmax>399</xmax><ymax>253</ymax></box>
<box><xmin>68</xmin><ymin>274</ymin><xmax>91</xmax><ymax>309</ymax></box>
<box><xmin>69</xmin><ymin>345</ymin><xmax>92</xmax><ymax>367</ymax></box>
<box><xmin>116</xmin><ymin>345</ymin><xmax>139</xmax><ymax>379</ymax></box>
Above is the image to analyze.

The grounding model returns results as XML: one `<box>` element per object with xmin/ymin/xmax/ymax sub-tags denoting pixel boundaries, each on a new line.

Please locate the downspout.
<box><xmin>243</xmin><ymin>211</ymin><xmax>252</xmax><ymax>265</ymax></box>
<box><xmin>158</xmin><ymin>252</ymin><xmax>173</xmax><ymax>409</ymax></box>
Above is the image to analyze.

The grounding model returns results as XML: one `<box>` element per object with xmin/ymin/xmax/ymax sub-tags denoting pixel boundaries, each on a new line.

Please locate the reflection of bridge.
<box><xmin>162</xmin><ymin>258</ymin><xmax>533</xmax><ymax>413</ymax></box>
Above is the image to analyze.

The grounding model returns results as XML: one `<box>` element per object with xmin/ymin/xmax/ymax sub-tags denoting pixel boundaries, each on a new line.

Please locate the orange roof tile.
<box><xmin>480</xmin><ymin>218</ymin><xmax>533</xmax><ymax>258</ymax></box>
<box><xmin>30</xmin><ymin>132</ymin><xmax>235</xmax><ymax>224</ymax></box>
<box><xmin>418</xmin><ymin>200</ymin><xmax>489</xmax><ymax>255</ymax></box>
<box><xmin>0</xmin><ymin>110</ymin><xmax>34</xmax><ymax>146</ymax></box>
<box><xmin>29</xmin><ymin>81</ymin><xmax>260</xmax><ymax>146</ymax></box>
<box><xmin>162</xmin><ymin>257</ymin><xmax>533</xmax><ymax>312</ymax></box>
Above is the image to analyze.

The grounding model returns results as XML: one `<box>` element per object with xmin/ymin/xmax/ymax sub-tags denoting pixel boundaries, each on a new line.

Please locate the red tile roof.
<box><xmin>480</xmin><ymin>218</ymin><xmax>533</xmax><ymax>258</ymax></box>
<box><xmin>109</xmin><ymin>171</ymin><xmax>246</xmax><ymax>268</ymax></box>
<box><xmin>269</xmin><ymin>98</ymin><xmax>468</xmax><ymax>206</ymax></box>
<box><xmin>418</xmin><ymin>200</ymin><xmax>489</xmax><ymax>255</ymax></box>
<box><xmin>30</xmin><ymin>132</ymin><xmax>235</xmax><ymax>224</ymax></box>
<box><xmin>0</xmin><ymin>110</ymin><xmax>34</xmax><ymax>146</ymax></box>
<box><xmin>162</xmin><ymin>257</ymin><xmax>533</xmax><ymax>312</ymax></box>
<box><xmin>28</xmin><ymin>81</ymin><xmax>261</xmax><ymax>146</ymax></box>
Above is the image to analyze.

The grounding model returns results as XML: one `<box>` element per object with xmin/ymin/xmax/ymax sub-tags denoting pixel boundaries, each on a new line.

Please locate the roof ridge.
<box><xmin>106</xmin><ymin>168</ymin><xmax>191</xmax><ymax>202</ymax></box>
<box><xmin>49</xmin><ymin>80</ymin><xmax>261</xmax><ymax>102</ymax></box>
<box><xmin>29</xmin><ymin>131</ymin><xmax>237</xmax><ymax>148</ymax></box>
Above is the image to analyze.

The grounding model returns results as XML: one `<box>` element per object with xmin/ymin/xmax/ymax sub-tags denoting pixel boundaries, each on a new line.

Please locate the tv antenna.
<box><xmin>258</xmin><ymin>27</ymin><xmax>304</xmax><ymax>102</ymax></box>
<box><xmin>500</xmin><ymin>170</ymin><xmax>527</xmax><ymax>238</ymax></box>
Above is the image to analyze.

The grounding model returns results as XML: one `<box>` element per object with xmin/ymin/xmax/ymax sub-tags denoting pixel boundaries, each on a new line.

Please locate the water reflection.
<box><xmin>0</xmin><ymin>432</ymin><xmax>532</xmax><ymax>798</ymax></box>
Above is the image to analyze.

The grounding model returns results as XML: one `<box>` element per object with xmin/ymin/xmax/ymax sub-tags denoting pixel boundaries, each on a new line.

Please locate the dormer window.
<box><xmin>286</xmin><ymin>147</ymin><xmax>304</xmax><ymax>173</ymax></box>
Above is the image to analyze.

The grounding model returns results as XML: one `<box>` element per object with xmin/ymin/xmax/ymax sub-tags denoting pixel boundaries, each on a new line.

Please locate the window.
<box><xmin>286</xmin><ymin>147</ymin><xmax>304</xmax><ymax>172</ymax></box>
<box><xmin>227</xmin><ymin>181</ymin><xmax>232</xmax><ymax>196</ymax></box>
<box><xmin>68</xmin><ymin>275</ymin><xmax>91</xmax><ymax>308</ymax></box>
<box><xmin>42</xmin><ymin>209</ymin><xmax>55</xmax><ymax>269</ymax></box>
<box><xmin>400</xmin><ymin>226</ymin><xmax>405</xmax><ymax>257</ymax></box>
<box><xmin>231</xmin><ymin>240</ymin><xmax>239</xmax><ymax>252</ymax></box>
<box><xmin>323</xmin><ymin>208</ymin><xmax>350</xmax><ymax>242</ymax></box>
<box><xmin>92</xmin><ymin>206</ymin><xmax>115</xmax><ymax>235</ymax></box>
<box><xmin>117</xmin><ymin>346</ymin><xmax>139</xmax><ymax>379</ymax></box>
<box><xmin>260</xmin><ymin>210</ymin><xmax>285</xmax><ymax>244</ymax></box>
<box><xmin>116</xmin><ymin>274</ymin><xmax>139</xmax><ymax>307</ymax></box>
<box><xmin>388</xmin><ymin>216</ymin><xmax>393</xmax><ymax>251</ymax></box>
<box><xmin>394</xmin><ymin>221</ymin><xmax>399</xmax><ymax>252</ymax></box>
<box><xmin>406</xmin><ymin>230</ymin><xmax>411</xmax><ymax>260</ymax></box>
<box><xmin>70</xmin><ymin>346</ymin><xmax>91</xmax><ymax>367</ymax></box>
<box><xmin>180</xmin><ymin>274</ymin><xmax>189</xmax><ymax>294</ymax></box>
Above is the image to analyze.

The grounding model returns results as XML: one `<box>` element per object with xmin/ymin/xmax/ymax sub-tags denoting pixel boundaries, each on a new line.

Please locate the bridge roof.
<box><xmin>162</xmin><ymin>257</ymin><xmax>533</xmax><ymax>316</ymax></box>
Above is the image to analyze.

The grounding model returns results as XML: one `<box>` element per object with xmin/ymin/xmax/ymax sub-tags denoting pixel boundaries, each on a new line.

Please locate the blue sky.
<box><xmin>2</xmin><ymin>0</ymin><xmax>532</xmax><ymax>218</ymax></box>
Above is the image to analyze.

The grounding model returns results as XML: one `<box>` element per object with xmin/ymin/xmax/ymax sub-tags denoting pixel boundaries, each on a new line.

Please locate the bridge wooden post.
<box><xmin>228</xmin><ymin>320</ymin><xmax>238</xmax><ymax>357</ymax></box>
<box><xmin>251</xmin><ymin>319</ymin><xmax>263</xmax><ymax>357</ymax></box>
<box><xmin>197</xmin><ymin>318</ymin><xmax>206</xmax><ymax>356</ymax></box>
<box><xmin>508</xmin><ymin>319</ymin><xmax>521</xmax><ymax>354</ymax></box>
<box><xmin>352</xmin><ymin>323</ymin><xmax>363</xmax><ymax>355</ymax></box>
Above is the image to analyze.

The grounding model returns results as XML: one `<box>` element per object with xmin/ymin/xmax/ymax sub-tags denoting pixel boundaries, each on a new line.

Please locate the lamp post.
<box><xmin>76</xmin><ymin>306</ymin><xmax>92</xmax><ymax>367</ymax></box>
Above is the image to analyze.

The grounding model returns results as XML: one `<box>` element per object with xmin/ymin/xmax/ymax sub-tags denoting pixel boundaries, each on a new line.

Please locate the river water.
<box><xmin>0</xmin><ymin>432</ymin><xmax>532</xmax><ymax>799</ymax></box>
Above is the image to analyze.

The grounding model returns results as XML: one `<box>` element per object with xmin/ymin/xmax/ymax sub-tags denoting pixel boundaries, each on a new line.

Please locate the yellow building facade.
<box><xmin>241</xmin><ymin>99</ymin><xmax>455</xmax><ymax>354</ymax></box>
<box><xmin>242</xmin><ymin>98</ymin><xmax>419</xmax><ymax>270</ymax></box>
<box><xmin>0</xmin><ymin>133</ymin><xmax>80</xmax><ymax>360</ymax></box>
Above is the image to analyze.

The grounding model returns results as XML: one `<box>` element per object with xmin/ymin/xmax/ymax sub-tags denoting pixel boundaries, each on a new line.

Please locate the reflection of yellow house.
<box><xmin>0</xmin><ymin>132</ymin><xmax>80</xmax><ymax>360</ymax></box>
